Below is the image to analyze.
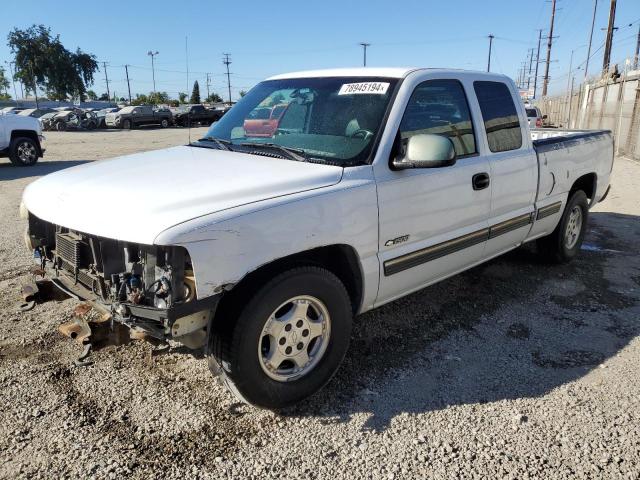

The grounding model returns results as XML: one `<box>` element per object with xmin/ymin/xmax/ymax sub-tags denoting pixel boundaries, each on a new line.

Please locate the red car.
<box><xmin>244</xmin><ymin>104</ymin><xmax>289</xmax><ymax>137</ymax></box>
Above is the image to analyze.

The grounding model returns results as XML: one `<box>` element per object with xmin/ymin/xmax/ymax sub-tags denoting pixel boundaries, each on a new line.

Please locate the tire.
<box><xmin>9</xmin><ymin>137</ymin><xmax>39</xmax><ymax>166</ymax></box>
<box><xmin>56</xmin><ymin>122</ymin><xmax>66</xmax><ymax>131</ymax></box>
<box><xmin>160</xmin><ymin>118</ymin><xmax>169</xmax><ymax>128</ymax></box>
<box><xmin>207</xmin><ymin>266</ymin><xmax>352</xmax><ymax>408</ymax></box>
<box><xmin>122</xmin><ymin>119</ymin><xmax>132</xmax><ymax>130</ymax></box>
<box><xmin>537</xmin><ymin>190</ymin><xmax>589</xmax><ymax>263</ymax></box>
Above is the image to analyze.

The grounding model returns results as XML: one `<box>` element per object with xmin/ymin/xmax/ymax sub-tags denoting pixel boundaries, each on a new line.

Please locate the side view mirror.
<box><xmin>392</xmin><ymin>134</ymin><xmax>457</xmax><ymax>170</ymax></box>
<box><xmin>542</xmin><ymin>114</ymin><xmax>548</xmax><ymax>119</ymax></box>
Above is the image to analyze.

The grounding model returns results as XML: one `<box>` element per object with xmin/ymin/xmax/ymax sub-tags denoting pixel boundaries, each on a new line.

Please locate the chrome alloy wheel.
<box><xmin>564</xmin><ymin>205</ymin><xmax>583</xmax><ymax>249</ymax></box>
<box><xmin>17</xmin><ymin>141</ymin><xmax>37</xmax><ymax>164</ymax></box>
<box><xmin>258</xmin><ymin>295</ymin><xmax>331</xmax><ymax>382</ymax></box>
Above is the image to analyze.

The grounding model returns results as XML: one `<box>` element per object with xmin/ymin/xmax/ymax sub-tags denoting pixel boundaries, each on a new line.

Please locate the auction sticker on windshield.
<box><xmin>338</xmin><ymin>82</ymin><xmax>390</xmax><ymax>95</ymax></box>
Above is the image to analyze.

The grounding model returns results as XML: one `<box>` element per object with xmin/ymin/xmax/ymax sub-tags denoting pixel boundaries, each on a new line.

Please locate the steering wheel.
<box><xmin>349</xmin><ymin>129</ymin><xmax>374</xmax><ymax>140</ymax></box>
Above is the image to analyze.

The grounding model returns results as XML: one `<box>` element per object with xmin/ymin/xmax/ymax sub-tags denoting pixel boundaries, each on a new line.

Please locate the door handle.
<box><xmin>472</xmin><ymin>172</ymin><xmax>490</xmax><ymax>190</ymax></box>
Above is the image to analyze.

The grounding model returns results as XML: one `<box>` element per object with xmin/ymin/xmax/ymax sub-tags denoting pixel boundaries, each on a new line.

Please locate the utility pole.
<box><xmin>223</xmin><ymin>53</ymin><xmax>232</xmax><ymax>104</ymax></box>
<box><xmin>206</xmin><ymin>73</ymin><xmax>211</xmax><ymax>101</ymax></box>
<box><xmin>527</xmin><ymin>48</ymin><xmax>534</xmax><ymax>90</ymax></box>
<box><xmin>487</xmin><ymin>34</ymin><xmax>494</xmax><ymax>72</ymax></box>
<box><xmin>584</xmin><ymin>0</ymin><xmax>598</xmax><ymax>79</ymax></box>
<box><xmin>359</xmin><ymin>42</ymin><xmax>371</xmax><ymax>67</ymax></box>
<box><xmin>602</xmin><ymin>0</ymin><xmax>617</xmax><ymax>73</ymax></box>
<box><xmin>542</xmin><ymin>0</ymin><xmax>557</xmax><ymax>97</ymax></box>
<box><xmin>102</xmin><ymin>62</ymin><xmax>110</xmax><ymax>101</ymax></box>
<box><xmin>633</xmin><ymin>24</ymin><xmax>640</xmax><ymax>70</ymax></box>
<box><xmin>533</xmin><ymin>29</ymin><xmax>543</xmax><ymax>99</ymax></box>
<box><xmin>147</xmin><ymin>51</ymin><xmax>159</xmax><ymax>92</ymax></box>
<box><xmin>124</xmin><ymin>65</ymin><xmax>132</xmax><ymax>104</ymax></box>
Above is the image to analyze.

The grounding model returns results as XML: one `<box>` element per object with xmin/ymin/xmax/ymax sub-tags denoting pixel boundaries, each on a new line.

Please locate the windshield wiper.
<box><xmin>195</xmin><ymin>136</ymin><xmax>232</xmax><ymax>151</ymax></box>
<box><xmin>239</xmin><ymin>142</ymin><xmax>308</xmax><ymax>162</ymax></box>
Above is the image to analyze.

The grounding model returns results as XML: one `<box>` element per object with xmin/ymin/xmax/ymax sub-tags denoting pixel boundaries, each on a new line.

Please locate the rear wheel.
<box><xmin>207</xmin><ymin>266</ymin><xmax>352</xmax><ymax>408</ymax></box>
<box><xmin>537</xmin><ymin>190</ymin><xmax>589</xmax><ymax>263</ymax></box>
<box><xmin>9</xmin><ymin>137</ymin><xmax>39</xmax><ymax>166</ymax></box>
<box><xmin>160</xmin><ymin>118</ymin><xmax>169</xmax><ymax>128</ymax></box>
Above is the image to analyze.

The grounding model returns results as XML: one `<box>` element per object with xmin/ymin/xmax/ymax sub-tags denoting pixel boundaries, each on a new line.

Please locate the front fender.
<box><xmin>155</xmin><ymin>166</ymin><xmax>381</xmax><ymax>311</ymax></box>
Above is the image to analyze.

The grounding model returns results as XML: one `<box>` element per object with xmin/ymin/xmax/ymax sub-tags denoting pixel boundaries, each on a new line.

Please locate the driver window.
<box><xmin>399</xmin><ymin>79</ymin><xmax>477</xmax><ymax>157</ymax></box>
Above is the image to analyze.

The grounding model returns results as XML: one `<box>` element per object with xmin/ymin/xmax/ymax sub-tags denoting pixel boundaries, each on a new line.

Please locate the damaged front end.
<box><xmin>24</xmin><ymin>211</ymin><xmax>218</xmax><ymax>348</ymax></box>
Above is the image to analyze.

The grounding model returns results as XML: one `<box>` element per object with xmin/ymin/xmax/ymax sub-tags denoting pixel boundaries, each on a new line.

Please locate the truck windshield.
<box><xmin>200</xmin><ymin>77</ymin><xmax>399</xmax><ymax>165</ymax></box>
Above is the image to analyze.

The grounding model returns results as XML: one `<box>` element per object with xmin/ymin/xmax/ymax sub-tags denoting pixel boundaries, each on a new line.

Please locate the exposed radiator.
<box><xmin>55</xmin><ymin>232</ymin><xmax>90</xmax><ymax>270</ymax></box>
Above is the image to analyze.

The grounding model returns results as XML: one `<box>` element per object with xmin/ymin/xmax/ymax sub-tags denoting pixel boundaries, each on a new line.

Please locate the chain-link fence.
<box><xmin>534</xmin><ymin>69</ymin><xmax>640</xmax><ymax>161</ymax></box>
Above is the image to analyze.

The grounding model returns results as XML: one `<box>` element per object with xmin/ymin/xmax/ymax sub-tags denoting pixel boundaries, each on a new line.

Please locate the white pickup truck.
<box><xmin>0</xmin><ymin>111</ymin><xmax>45</xmax><ymax>166</ymax></box>
<box><xmin>21</xmin><ymin>68</ymin><xmax>613</xmax><ymax>408</ymax></box>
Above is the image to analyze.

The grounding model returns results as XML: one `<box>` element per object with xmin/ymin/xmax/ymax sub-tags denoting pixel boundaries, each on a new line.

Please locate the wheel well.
<box><xmin>11</xmin><ymin>130</ymin><xmax>41</xmax><ymax>155</ymax></box>
<box><xmin>570</xmin><ymin>173</ymin><xmax>596</xmax><ymax>201</ymax></box>
<box><xmin>213</xmin><ymin>245</ymin><xmax>364</xmax><ymax>326</ymax></box>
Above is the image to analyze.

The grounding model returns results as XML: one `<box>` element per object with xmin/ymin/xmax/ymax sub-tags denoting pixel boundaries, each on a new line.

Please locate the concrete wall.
<box><xmin>535</xmin><ymin>70</ymin><xmax>640</xmax><ymax>162</ymax></box>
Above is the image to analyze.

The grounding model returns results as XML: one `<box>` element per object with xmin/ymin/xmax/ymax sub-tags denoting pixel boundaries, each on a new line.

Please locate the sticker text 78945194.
<box><xmin>338</xmin><ymin>82</ymin><xmax>390</xmax><ymax>95</ymax></box>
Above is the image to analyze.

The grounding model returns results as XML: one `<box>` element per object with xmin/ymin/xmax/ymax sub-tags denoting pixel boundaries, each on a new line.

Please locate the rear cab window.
<box><xmin>473</xmin><ymin>81</ymin><xmax>523</xmax><ymax>153</ymax></box>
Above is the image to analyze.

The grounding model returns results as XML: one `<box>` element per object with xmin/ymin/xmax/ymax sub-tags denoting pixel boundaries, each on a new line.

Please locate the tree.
<box><xmin>7</xmin><ymin>24</ymin><xmax>98</xmax><ymax>101</ymax></box>
<box><xmin>131</xmin><ymin>91</ymin><xmax>169</xmax><ymax>106</ymax></box>
<box><xmin>239</xmin><ymin>90</ymin><xmax>247</xmax><ymax>98</ymax></box>
<box><xmin>98</xmin><ymin>93</ymin><xmax>109</xmax><ymax>101</ymax></box>
<box><xmin>178</xmin><ymin>92</ymin><xmax>188</xmax><ymax>104</ymax></box>
<box><xmin>205</xmin><ymin>92</ymin><xmax>222</xmax><ymax>103</ymax></box>
<box><xmin>0</xmin><ymin>66</ymin><xmax>10</xmax><ymax>96</ymax></box>
<box><xmin>190</xmin><ymin>80</ymin><xmax>200</xmax><ymax>104</ymax></box>
<box><xmin>86</xmin><ymin>89</ymin><xmax>97</xmax><ymax>100</ymax></box>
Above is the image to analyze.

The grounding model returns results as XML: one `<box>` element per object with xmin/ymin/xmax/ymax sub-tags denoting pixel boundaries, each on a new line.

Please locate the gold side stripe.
<box><xmin>384</xmin><ymin>211</ymin><xmax>536</xmax><ymax>276</ymax></box>
<box><xmin>536</xmin><ymin>201</ymin><xmax>562</xmax><ymax>220</ymax></box>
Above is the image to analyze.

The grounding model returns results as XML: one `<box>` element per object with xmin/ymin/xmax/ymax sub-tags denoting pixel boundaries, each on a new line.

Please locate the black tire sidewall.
<box><xmin>224</xmin><ymin>268</ymin><xmax>352</xmax><ymax>408</ymax></box>
<box><xmin>555</xmin><ymin>190</ymin><xmax>589</xmax><ymax>261</ymax></box>
<box><xmin>123</xmin><ymin>119</ymin><xmax>131</xmax><ymax>129</ymax></box>
<box><xmin>10</xmin><ymin>137</ymin><xmax>38</xmax><ymax>166</ymax></box>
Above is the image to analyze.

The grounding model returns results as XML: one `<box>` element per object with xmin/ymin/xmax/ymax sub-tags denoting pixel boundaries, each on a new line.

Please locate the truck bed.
<box><xmin>530</xmin><ymin>128</ymin><xmax>613</xmax><ymax>208</ymax></box>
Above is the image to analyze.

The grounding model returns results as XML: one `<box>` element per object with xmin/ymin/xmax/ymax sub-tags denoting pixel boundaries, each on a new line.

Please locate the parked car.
<box><xmin>0</xmin><ymin>111</ymin><xmax>45</xmax><ymax>166</ymax></box>
<box><xmin>20</xmin><ymin>68</ymin><xmax>613</xmax><ymax>408</ymax></box>
<box><xmin>105</xmin><ymin>105</ymin><xmax>172</xmax><ymax>129</ymax></box>
<box><xmin>46</xmin><ymin>110</ymin><xmax>98</xmax><ymax>131</ymax></box>
<box><xmin>172</xmin><ymin>104</ymin><xmax>223</xmax><ymax>127</ymax></box>
<box><xmin>39</xmin><ymin>112</ymin><xmax>59</xmax><ymax>131</ymax></box>
<box><xmin>95</xmin><ymin>107</ymin><xmax>120</xmax><ymax>128</ymax></box>
<box><xmin>18</xmin><ymin>108</ymin><xmax>57</xmax><ymax>119</ymax></box>
<box><xmin>1</xmin><ymin>106</ymin><xmax>26</xmax><ymax>114</ymax></box>
<box><xmin>243</xmin><ymin>103</ymin><xmax>289</xmax><ymax>137</ymax></box>
<box><xmin>524</xmin><ymin>105</ymin><xmax>544</xmax><ymax>128</ymax></box>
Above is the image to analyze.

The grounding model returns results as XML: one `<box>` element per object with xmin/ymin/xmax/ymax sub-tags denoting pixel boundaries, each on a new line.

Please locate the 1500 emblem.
<box><xmin>385</xmin><ymin>235</ymin><xmax>409</xmax><ymax>247</ymax></box>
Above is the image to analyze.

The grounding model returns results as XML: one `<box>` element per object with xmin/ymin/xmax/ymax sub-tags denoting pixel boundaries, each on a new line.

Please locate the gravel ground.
<box><xmin>0</xmin><ymin>129</ymin><xmax>639</xmax><ymax>479</ymax></box>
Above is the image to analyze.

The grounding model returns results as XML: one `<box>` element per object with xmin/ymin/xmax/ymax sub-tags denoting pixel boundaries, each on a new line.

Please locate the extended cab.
<box><xmin>0</xmin><ymin>111</ymin><xmax>45</xmax><ymax>166</ymax></box>
<box><xmin>105</xmin><ymin>105</ymin><xmax>172</xmax><ymax>129</ymax></box>
<box><xmin>21</xmin><ymin>68</ymin><xmax>613</xmax><ymax>407</ymax></box>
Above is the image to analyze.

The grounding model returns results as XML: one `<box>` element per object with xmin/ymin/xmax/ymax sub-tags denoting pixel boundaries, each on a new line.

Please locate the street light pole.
<box><xmin>147</xmin><ymin>51</ymin><xmax>159</xmax><ymax>93</ymax></box>
<box><xmin>359</xmin><ymin>43</ymin><xmax>371</xmax><ymax>67</ymax></box>
<box><xmin>487</xmin><ymin>34</ymin><xmax>494</xmax><ymax>72</ymax></box>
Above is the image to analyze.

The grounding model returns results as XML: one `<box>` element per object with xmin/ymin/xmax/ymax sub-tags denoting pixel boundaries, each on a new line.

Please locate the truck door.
<box><xmin>375</xmin><ymin>78</ymin><xmax>492</xmax><ymax>304</ymax></box>
<box><xmin>473</xmin><ymin>81</ymin><xmax>538</xmax><ymax>258</ymax></box>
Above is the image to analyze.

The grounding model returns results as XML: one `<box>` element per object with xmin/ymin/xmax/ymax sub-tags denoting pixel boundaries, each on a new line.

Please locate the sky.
<box><xmin>1</xmin><ymin>0</ymin><xmax>638</xmax><ymax>101</ymax></box>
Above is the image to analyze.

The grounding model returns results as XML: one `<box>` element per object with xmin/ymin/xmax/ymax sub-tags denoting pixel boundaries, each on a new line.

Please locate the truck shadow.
<box><xmin>284</xmin><ymin>211</ymin><xmax>640</xmax><ymax>430</ymax></box>
<box><xmin>0</xmin><ymin>160</ymin><xmax>90</xmax><ymax>181</ymax></box>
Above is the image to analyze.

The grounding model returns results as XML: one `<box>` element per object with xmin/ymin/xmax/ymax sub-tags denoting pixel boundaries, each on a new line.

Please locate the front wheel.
<box><xmin>160</xmin><ymin>118</ymin><xmax>169</xmax><ymax>128</ymax></box>
<box><xmin>122</xmin><ymin>119</ymin><xmax>132</xmax><ymax>130</ymax></box>
<box><xmin>537</xmin><ymin>190</ymin><xmax>589</xmax><ymax>263</ymax></box>
<box><xmin>207</xmin><ymin>266</ymin><xmax>352</xmax><ymax>408</ymax></box>
<box><xmin>9</xmin><ymin>137</ymin><xmax>39</xmax><ymax>166</ymax></box>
